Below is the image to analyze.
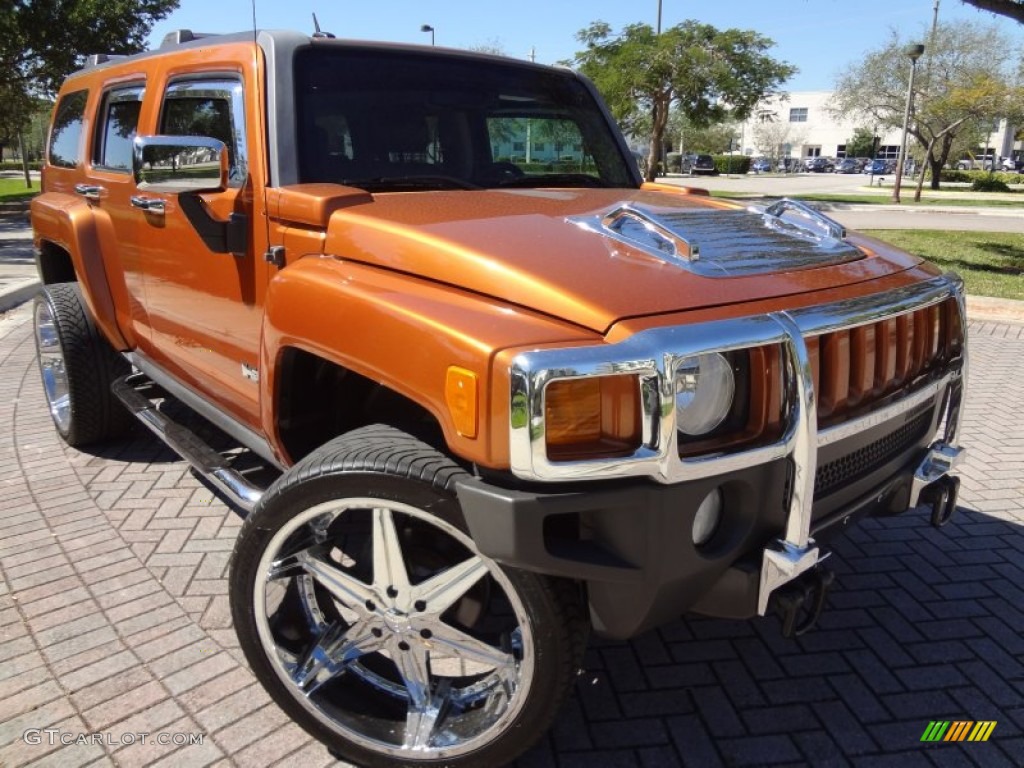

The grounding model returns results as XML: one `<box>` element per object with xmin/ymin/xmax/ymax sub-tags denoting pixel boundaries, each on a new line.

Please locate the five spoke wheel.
<box><xmin>230</xmin><ymin>426</ymin><xmax>586</xmax><ymax>767</ymax></box>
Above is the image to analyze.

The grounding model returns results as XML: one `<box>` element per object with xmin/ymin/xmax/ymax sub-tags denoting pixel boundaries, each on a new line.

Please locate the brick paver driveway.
<box><xmin>1</xmin><ymin>304</ymin><xmax>1022</xmax><ymax>768</ymax></box>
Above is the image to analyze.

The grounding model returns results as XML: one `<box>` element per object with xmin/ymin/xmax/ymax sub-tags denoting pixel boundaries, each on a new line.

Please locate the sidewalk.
<box><xmin>0</xmin><ymin>212</ymin><xmax>37</xmax><ymax>314</ymax></box>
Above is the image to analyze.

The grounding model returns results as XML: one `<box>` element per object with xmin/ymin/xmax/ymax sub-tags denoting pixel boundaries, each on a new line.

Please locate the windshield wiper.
<box><xmin>346</xmin><ymin>175</ymin><xmax>482</xmax><ymax>191</ymax></box>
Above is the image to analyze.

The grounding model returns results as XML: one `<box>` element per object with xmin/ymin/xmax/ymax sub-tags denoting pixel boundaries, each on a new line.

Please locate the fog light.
<box><xmin>692</xmin><ymin>489</ymin><xmax>722</xmax><ymax>546</ymax></box>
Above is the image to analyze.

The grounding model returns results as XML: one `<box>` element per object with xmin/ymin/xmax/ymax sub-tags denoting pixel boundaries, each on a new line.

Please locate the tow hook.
<box><xmin>771</xmin><ymin>567</ymin><xmax>835</xmax><ymax>639</ymax></box>
<box><xmin>920</xmin><ymin>475</ymin><xmax>960</xmax><ymax>528</ymax></box>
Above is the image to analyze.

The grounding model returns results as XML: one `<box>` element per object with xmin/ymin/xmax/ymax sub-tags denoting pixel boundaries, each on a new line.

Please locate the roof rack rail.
<box><xmin>83</xmin><ymin>53</ymin><xmax>127</xmax><ymax>68</ymax></box>
<box><xmin>160</xmin><ymin>29</ymin><xmax>216</xmax><ymax>48</ymax></box>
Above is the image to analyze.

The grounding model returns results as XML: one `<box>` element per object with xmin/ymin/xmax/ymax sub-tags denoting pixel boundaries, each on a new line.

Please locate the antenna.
<box><xmin>312</xmin><ymin>13</ymin><xmax>335</xmax><ymax>39</ymax></box>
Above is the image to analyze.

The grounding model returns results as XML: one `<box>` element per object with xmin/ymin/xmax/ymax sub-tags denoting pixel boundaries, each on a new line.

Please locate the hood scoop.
<box><xmin>568</xmin><ymin>198</ymin><xmax>864</xmax><ymax>277</ymax></box>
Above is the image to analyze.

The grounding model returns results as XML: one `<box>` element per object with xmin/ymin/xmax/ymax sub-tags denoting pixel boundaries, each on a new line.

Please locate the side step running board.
<box><xmin>111</xmin><ymin>376</ymin><xmax>264</xmax><ymax>514</ymax></box>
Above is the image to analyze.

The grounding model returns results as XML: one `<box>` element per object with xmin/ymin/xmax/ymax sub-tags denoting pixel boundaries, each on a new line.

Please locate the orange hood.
<box><xmin>322</xmin><ymin>187</ymin><xmax>920</xmax><ymax>334</ymax></box>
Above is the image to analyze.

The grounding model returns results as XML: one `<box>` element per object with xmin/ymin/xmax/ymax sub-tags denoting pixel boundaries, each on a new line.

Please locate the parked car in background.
<box><xmin>685</xmin><ymin>152</ymin><xmax>716</xmax><ymax>174</ymax></box>
<box><xmin>808</xmin><ymin>157</ymin><xmax>835</xmax><ymax>173</ymax></box>
<box><xmin>834</xmin><ymin>158</ymin><xmax>859</xmax><ymax>174</ymax></box>
<box><xmin>750</xmin><ymin>157</ymin><xmax>773</xmax><ymax>174</ymax></box>
<box><xmin>863</xmin><ymin>158</ymin><xmax>889</xmax><ymax>175</ymax></box>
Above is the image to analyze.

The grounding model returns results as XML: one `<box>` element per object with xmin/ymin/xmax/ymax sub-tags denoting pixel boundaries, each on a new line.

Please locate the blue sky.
<box><xmin>147</xmin><ymin>0</ymin><xmax>1022</xmax><ymax>92</ymax></box>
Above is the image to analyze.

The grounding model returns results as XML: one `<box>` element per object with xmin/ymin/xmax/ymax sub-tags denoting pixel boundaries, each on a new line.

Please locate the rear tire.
<box><xmin>230</xmin><ymin>425</ymin><xmax>588</xmax><ymax>767</ymax></box>
<box><xmin>32</xmin><ymin>282</ymin><xmax>132</xmax><ymax>446</ymax></box>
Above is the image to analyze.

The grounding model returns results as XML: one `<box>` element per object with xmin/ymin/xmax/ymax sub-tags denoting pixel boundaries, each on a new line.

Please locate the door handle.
<box><xmin>130</xmin><ymin>196</ymin><xmax>166</xmax><ymax>215</ymax></box>
<box><xmin>74</xmin><ymin>184</ymin><xmax>103</xmax><ymax>201</ymax></box>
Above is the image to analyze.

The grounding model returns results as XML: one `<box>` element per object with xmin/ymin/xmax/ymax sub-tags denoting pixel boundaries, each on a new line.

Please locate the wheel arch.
<box><xmin>271</xmin><ymin>343</ymin><xmax>449</xmax><ymax>465</ymax></box>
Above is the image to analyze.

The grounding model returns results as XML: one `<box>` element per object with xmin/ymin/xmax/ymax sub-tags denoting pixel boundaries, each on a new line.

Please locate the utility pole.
<box><xmin>892</xmin><ymin>44</ymin><xmax>925</xmax><ymax>204</ymax></box>
<box><xmin>656</xmin><ymin>0</ymin><xmax>662</xmax><ymax>34</ymax></box>
<box><xmin>526</xmin><ymin>47</ymin><xmax>535</xmax><ymax>164</ymax></box>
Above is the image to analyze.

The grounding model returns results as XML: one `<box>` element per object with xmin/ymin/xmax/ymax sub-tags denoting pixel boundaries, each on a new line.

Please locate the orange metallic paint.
<box><xmin>323</xmin><ymin>190</ymin><xmax>922</xmax><ymax>335</ymax></box>
<box><xmin>268</xmin><ymin>184</ymin><xmax>373</xmax><ymax>229</ymax></box>
<box><xmin>259</xmin><ymin>256</ymin><xmax>598</xmax><ymax>467</ymax></box>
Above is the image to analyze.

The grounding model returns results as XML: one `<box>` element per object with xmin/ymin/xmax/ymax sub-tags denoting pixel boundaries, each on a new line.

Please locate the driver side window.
<box><xmin>159</xmin><ymin>79</ymin><xmax>248</xmax><ymax>186</ymax></box>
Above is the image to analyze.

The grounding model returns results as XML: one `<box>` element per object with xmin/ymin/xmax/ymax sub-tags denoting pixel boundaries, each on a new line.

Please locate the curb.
<box><xmin>0</xmin><ymin>278</ymin><xmax>40</xmax><ymax>313</ymax></box>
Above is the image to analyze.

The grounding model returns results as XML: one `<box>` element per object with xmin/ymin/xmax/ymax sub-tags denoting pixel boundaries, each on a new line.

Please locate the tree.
<box><xmin>961</xmin><ymin>0</ymin><xmax>1024</xmax><ymax>23</ymax></box>
<box><xmin>571</xmin><ymin>20</ymin><xmax>795</xmax><ymax>181</ymax></box>
<box><xmin>845</xmin><ymin>127</ymin><xmax>878</xmax><ymax>158</ymax></box>
<box><xmin>830</xmin><ymin>22</ymin><xmax>1024</xmax><ymax>191</ymax></box>
<box><xmin>1</xmin><ymin>0</ymin><xmax>179</xmax><ymax>171</ymax></box>
<box><xmin>751</xmin><ymin>116</ymin><xmax>805</xmax><ymax>169</ymax></box>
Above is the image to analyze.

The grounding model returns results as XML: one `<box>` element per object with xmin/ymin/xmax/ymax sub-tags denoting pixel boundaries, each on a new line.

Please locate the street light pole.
<box><xmin>892</xmin><ymin>43</ymin><xmax>925</xmax><ymax>204</ymax></box>
<box><xmin>420</xmin><ymin>24</ymin><xmax>435</xmax><ymax>46</ymax></box>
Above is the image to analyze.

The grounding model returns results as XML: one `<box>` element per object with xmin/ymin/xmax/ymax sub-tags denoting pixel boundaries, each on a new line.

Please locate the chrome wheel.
<box><xmin>34</xmin><ymin>296</ymin><xmax>71</xmax><ymax>433</ymax></box>
<box><xmin>253</xmin><ymin>497</ymin><xmax>533</xmax><ymax>760</ymax></box>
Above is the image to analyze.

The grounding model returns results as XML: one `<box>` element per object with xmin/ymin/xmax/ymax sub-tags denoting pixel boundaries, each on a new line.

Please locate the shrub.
<box><xmin>666</xmin><ymin>152</ymin><xmax>683</xmax><ymax>173</ymax></box>
<box><xmin>939</xmin><ymin>168</ymin><xmax>1020</xmax><ymax>185</ymax></box>
<box><xmin>0</xmin><ymin>160</ymin><xmax>43</xmax><ymax>172</ymax></box>
<box><xmin>712</xmin><ymin>154</ymin><xmax>750</xmax><ymax>175</ymax></box>
<box><xmin>971</xmin><ymin>176</ymin><xmax>1011</xmax><ymax>192</ymax></box>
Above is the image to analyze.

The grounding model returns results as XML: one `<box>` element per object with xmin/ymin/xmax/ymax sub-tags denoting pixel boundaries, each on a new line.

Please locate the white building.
<box><xmin>737</xmin><ymin>91</ymin><xmax>1020</xmax><ymax>165</ymax></box>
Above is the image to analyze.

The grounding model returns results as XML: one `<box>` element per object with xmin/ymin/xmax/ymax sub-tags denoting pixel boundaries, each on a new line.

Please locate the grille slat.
<box><xmin>814</xmin><ymin>298</ymin><xmax>960</xmax><ymax>425</ymax></box>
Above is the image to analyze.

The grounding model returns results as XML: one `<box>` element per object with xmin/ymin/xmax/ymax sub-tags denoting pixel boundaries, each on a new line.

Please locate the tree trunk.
<box><xmin>18</xmin><ymin>132</ymin><xmax>31</xmax><ymax>189</ymax></box>
<box><xmin>926</xmin><ymin>155</ymin><xmax>942</xmax><ymax>191</ymax></box>
<box><xmin>645</xmin><ymin>95</ymin><xmax>671</xmax><ymax>183</ymax></box>
<box><xmin>914</xmin><ymin>138</ymin><xmax>939</xmax><ymax>202</ymax></box>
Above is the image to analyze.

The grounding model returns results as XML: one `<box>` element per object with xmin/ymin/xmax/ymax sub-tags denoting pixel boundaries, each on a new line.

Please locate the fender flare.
<box><xmin>31</xmin><ymin>194</ymin><xmax>128</xmax><ymax>349</ymax></box>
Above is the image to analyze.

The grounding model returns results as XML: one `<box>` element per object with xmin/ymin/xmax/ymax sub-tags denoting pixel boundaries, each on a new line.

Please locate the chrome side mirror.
<box><xmin>133</xmin><ymin>135</ymin><xmax>228</xmax><ymax>193</ymax></box>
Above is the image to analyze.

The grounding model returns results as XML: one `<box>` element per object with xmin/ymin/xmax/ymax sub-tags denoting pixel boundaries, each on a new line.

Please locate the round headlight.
<box><xmin>675</xmin><ymin>352</ymin><xmax>735</xmax><ymax>435</ymax></box>
<box><xmin>692</xmin><ymin>488</ymin><xmax>723</xmax><ymax>546</ymax></box>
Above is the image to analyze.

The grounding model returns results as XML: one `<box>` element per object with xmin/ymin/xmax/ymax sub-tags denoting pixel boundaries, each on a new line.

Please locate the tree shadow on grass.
<box><xmin>976</xmin><ymin>240</ymin><xmax>1024</xmax><ymax>266</ymax></box>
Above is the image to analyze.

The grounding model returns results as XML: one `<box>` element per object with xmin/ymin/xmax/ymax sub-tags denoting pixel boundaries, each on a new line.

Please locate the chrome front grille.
<box><xmin>809</xmin><ymin>297</ymin><xmax>962</xmax><ymax>425</ymax></box>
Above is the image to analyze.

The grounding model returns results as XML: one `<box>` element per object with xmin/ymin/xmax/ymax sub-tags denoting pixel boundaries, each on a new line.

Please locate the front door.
<box><xmin>132</xmin><ymin>75</ymin><xmax>267</xmax><ymax>428</ymax></box>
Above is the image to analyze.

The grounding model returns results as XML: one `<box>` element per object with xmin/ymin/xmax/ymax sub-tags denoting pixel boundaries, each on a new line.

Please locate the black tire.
<box><xmin>230</xmin><ymin>424</ymin><xmax>588</xmax><ymax>768</ymax></box>
<box><xmin>32</xmin><ymin>282</ymin><xmax>132</xmax><ymax>446</ymax></box>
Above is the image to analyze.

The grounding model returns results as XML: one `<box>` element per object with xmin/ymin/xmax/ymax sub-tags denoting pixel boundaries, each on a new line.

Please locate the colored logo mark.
<box><xmin>921</xmin><ymin>721</ymin><xmax>997</xmax><ymax>742</ymax></box>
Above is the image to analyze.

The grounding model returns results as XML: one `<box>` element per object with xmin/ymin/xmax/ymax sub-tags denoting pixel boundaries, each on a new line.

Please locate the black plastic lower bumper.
<box><xmin>458</xmin><ymin>398</ymin><xmax>943</xmax><ymax>640</ymax></box>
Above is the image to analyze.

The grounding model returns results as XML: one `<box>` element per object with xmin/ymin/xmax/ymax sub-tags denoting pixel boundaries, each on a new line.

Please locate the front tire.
<box><xmin>33</xmin><ymin>282</ymin><xmax>132</xmax><ymax>446</ymax></box>
<box><xmin>230</xmin><ymin>425</ymin><xmax>587</xmax><ymax>768</ymax></box>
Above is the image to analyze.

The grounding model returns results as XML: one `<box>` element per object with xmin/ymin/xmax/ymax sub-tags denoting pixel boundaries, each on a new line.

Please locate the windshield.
<box><xmin>293</xmin><ymin>47</ymin><xmax>637</xmax><ymax>192</ymax></box>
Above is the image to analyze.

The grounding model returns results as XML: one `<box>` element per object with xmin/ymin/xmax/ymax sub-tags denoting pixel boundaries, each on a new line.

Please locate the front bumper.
<box><xmin>488</xmin><ymin>274</ymin><xmax>967</xmax><ymax>636</ymax></box>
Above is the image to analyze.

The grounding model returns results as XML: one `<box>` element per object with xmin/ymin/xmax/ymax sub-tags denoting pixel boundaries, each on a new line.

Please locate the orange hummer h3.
<box><xmin>31</xmin><ymin>28</ymin><xmax>967</xmax><ymax>768</ymax></box>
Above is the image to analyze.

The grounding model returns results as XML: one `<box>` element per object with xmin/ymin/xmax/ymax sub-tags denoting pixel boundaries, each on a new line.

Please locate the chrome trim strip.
<box><xmin>125</xmin><ymin>351</ymin><xmax>284</xmax><ymax>470</ymax></box>
<box><xmin>817</xmin><ymin>377</ymin><xmax>950</xmax><ymax>447</ymax></box>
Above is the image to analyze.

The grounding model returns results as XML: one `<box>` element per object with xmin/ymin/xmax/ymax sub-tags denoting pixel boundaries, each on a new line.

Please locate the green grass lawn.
<box><xmin>708</xmin><ymin>190</ymin><xmax>1023</xmax><ymax>208</ymax></box>
<box><xmin>795</xmin><ymin>193</ymin><xmax>1022</xmax><ymax>208</ymax></box>
<box><xmin>863</xmin><ymin>230</ymin><xmax>1024</xmax><ymax>301</ymax></box>
<box><xmin>0</xmin><ymin>177</ymin><xmax>38</xmax><ymax>202</ymax></box>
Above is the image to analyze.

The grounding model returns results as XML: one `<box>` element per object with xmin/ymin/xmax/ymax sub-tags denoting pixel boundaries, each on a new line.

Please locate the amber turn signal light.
<box><xmin>545</xmin><ymin>375</ymin><xmax>641</xmax><ymax>460</ymax></box>
<box><xmin>445</xmin><ymin>366</ymin><xmax>478</xmax><ymax>438</ymax></box>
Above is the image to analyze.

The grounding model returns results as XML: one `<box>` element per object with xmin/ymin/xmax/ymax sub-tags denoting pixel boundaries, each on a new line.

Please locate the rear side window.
<box><xmin>49</xmin><ymin>90</ymin><xmax>89</xmax><ymax>168</ymax></box>
<box><xmin>94</xmin><ymin>86</ymin><xmax>144</xmax><ymax>171</ymax></box>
